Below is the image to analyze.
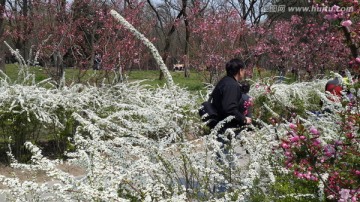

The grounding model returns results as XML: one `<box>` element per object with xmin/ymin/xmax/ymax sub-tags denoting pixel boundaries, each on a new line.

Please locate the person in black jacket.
<box><xmin>210</xmin><ymin>58</ymin><xmax>252</xmax><ymax>168</ymax></box>
<box><xmin>212</xmin><ymin>58</ymin><xmax>251</xmax><ymax>129</ymax></box>
<box><xmin>211</xmin><ymin>59</ymin><xmax>252</xmax><ymax>146</ymax></box>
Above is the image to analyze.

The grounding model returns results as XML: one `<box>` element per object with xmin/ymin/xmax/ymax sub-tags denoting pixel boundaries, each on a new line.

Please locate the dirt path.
<box><xmin>0</xmin><ymin>163</ymin><xmax>86</xmax><ymax>189</ymax></box>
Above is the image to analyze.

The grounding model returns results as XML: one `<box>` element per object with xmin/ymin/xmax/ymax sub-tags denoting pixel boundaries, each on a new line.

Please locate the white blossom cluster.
<box><xmin>250</xmin><ymin>78</ymin><xmax>327</xmax><ymax>110</ymax></box>
<box><xmin>0</xmin><ymin>54</ymin><xmax>205</xmax><ymax>201</ymax></box>
<box><xmin>0</xmin><ymin>75</ymin><xmax>270</xmax><ymax>201</ymax></box>
<box><xmin>0</xmin><ymin>72</ymin><xmax>357</xmax><ymax>201</ymax></box>
<box><xmin>0</xmin><ymin>67</ymin><xmax>309</xmax><ymax>201</ymax></box>
<box><xmin>0</xmin><ymin>66</ymin><xmax>205</xmax><ymax>201</ymax></box>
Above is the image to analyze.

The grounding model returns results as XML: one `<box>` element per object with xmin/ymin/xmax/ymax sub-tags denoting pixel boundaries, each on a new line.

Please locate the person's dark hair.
<box><xmin>239</xmin><ymin>80</ymin><xmax>250</xmax><ymax>94</ymax></box>
<box><xmin>226</xmin><ymin>58</ymin><xmax>245</xmax><ymax>76</ymax></box>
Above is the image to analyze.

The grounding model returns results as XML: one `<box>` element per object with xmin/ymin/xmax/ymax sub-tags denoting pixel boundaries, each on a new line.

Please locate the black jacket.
<box><xmin>212</xmin><ymin>76</ymin><xmax>246</xmax><ymax>128</ymax></box>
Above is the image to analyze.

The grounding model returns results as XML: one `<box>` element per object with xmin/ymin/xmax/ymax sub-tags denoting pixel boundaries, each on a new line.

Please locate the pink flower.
<box><xmin>331</xmin><ymin>5</ymin><xmax>340</xmax><ymax>11</ymax></box>
<box><xmin>312</xmin><ymin>139</ymin><xmax>321</xmax><ymax>146</ymax></box>
<box><xmin>335</xmin><ymin>140</ymin><xmax>343</xmax><ymax>145</ymax></box>
<box><xmin>309</xmin><ymin>126</ymin><xmax>319</xmax><ymax>135</ymax></box>
<box><xmin>289</xmin><ymin>123</ymin><xmax>297</xmax><ymax>130</ymax></box>
<box><xmin>325</xmin><ymin>152</ymin><xmax>333</xmax><ymax>157</ymax></box>
<box><xmin>281</xmin><ymin>143</ymin><xmax>290</xmax><ymax>149</ymax></box>
<box><xmin>355</xmin><ymin>57</ymin><xmax>360</xmax><ymax>63</ymax></box>
<box><xmin>341</xmin><ymin>20</ymin><xmax>352</xmax><ymax>27</ymax></box>
<box><xmin>324</xmin><ymin>14</ymin><xmax>333</xmax><ymax>20</ymax></box>
<box><xmin>346</xmin><ymin>133</ymin><xmax>354</xmax><ymax>139</ymax></box>
<box><xmin>290</xmin><ymin>136</ymin><xmax>300</xmax><ymax>142</ymax></box>
<box><xmin>339</xmin><ymin>189</ymin><xmax>351</xmax><ymax>201</ymax></box>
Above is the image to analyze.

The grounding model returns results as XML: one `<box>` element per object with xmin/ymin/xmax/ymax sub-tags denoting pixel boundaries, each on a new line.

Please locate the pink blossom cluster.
<box><xmin>243</xmin><ymin>98</ymin><xmax>253</xmax><ymax>116</ymax></box>
<box><xmin>280</xmin><ymin>118</ymin><xmax>359</xmax><ymax>201</ymax></box>
<box><xmin>323</xmin><ymin>5</ymin><xmax>348</xmax><ymax>20</ymax></box>
<box><xmin>338</xmin><ymin>188</ymin><xmax>358</xmax><ymax>202</ymax></box>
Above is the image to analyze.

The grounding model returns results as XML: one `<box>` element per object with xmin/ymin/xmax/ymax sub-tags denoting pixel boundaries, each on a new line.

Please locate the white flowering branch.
<box><xmin>109</xmin><ymin>9</ymin><xmax>174</xmax><ymax>88</ymax></box>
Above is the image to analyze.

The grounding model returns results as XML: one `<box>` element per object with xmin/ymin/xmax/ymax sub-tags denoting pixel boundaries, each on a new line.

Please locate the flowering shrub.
<box><xmin>250</xmin><ymin>77</ymin><xmax>326</xmax><ymax>123</ymax></box>
<box><xmin>0</xmin><ymin>72</ymin><xmax>206</xmax><ymax>200</ymax></box>
<box><xmin>0</xmin><ymin>76</ymin><xmax>278</xmax><ymax>201</ymax></box>
<box><xmin>280</xmin><ymin>109</ymin><xmax>359</xmax><ymax>201</ymax></box>
<box><xmin>257</xmin><ymin>76</ymin><xmax>359</xmax><ymax>201</ymax></box>
<box><xmin>0</xmin><ymin>59</ymin><xmax>285</xmax><ymax>201</ymax></box>
<box><xmin>0</xmin><ymin>9</ymin><xmax>358</xmax><ymax>202</ymax></box>
<box><xmin>0</xmin><ymin>41</ymin><xmax>251</xmax><ymax>201</ymax></box>
<box><xmin>0</xmin><ymin>68</ymin><xmax>358</xmax><ymax>201</ymax></box>
<box><xmin>239</xmin><ymin>74</ymin><xmax>359</xmax><ymax>201</ymax></box>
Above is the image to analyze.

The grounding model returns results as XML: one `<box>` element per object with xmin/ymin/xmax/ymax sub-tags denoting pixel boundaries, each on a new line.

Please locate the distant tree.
<box><xmin>251</xmin><ymin>15</ymin><xmax>348</xmax><ymax>80</ymax></box>
<box><xmin>189</xmin><ymin>6</ymin><xmax>247</xmax><ymax>83</ymax></box>
<box><xmin>266</xmin><ymin>0</ymin><xmax>313</xmax><ymax>24</ymax></box>
<box><xmin>311</xmin><ymin>0</ymin><xmax>360</xmax><ymax>72</ymax></box>
<box><xmin>145</xmin><ymin>0</ymin><xmax>205</xmax><ymax>79</ymax></box>
<box><xmin>226</xmin><ymin>0</ymin><xmax>271</xmax><ymax>25</ymax></box>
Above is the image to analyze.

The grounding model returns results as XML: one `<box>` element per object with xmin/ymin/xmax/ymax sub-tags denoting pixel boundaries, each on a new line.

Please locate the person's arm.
<box><xmin>221</xmin><ymin>84</ymin><xmax>247</xmax><ymax>125</ymax></box>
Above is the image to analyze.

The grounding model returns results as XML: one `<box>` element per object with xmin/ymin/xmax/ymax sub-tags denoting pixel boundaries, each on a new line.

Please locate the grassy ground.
<box><xmin>127</xmin><ymin>70</ymin><xmax>207</xmax><ymax>91</ymax></box>
<box><xmin>3</xmin><ymin>64</ymin><xmax>208</xmax><ymax>92</ymax></box>
<box><xmin>4</xmin><ymin>64</ymin><xmax>327</xmax><ymax>91</ymax></box>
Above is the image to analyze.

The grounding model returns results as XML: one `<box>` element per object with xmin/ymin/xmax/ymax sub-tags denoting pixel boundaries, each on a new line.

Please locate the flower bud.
<box><xmin>309</xmin><ymin>126</ymin><xmax>319</xmax><ymax>135</ymax></box>
<box><xmin>341</xmin><ymin>20</ymin><xmax>352</xmax><ymax>27</ymax></box>
<box><xmin>289</xmin><ymin>123</ymin><xmax>297</xmax><ymax>130</ymax></box>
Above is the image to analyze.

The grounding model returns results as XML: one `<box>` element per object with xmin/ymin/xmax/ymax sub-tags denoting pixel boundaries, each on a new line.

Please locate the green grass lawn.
<box><xmin>127</xmin><ymin>70</ymin><xmax>207</xmax><ymax>91</ymax></box>
<box><xmin>4</xmin><ymin>64</ymin><xmax>318</xmax><ymax>92</ymax></box>
<box><xmin>3</xmin><ymin>64</ymin><xmax>208</xmax><ymax>92</ymax></box>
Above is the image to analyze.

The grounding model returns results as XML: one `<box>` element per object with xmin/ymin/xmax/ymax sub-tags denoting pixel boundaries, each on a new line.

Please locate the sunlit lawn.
<box><xmin>3</xmin><ymin>64</ymin><xmax>208</xmax><ymax>92</ymax></box>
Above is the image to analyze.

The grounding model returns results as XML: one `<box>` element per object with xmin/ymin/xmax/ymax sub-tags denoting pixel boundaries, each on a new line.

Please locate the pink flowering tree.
<box><xmin>188</xmin><ymin>7</ymin><xmax>249</xmax><ymax>83</ymax></box>
<box><xmin>251</xmin><ymin>15</ymin><xmax>349</xmax><ymax>80</ymax></box>
<box><xmin>2</xmin><ymin>0</ymin><xmax>154</xmax><ymax>83</ymax></box>
<box><xmin>315</xmin><ymin>0</ymin><xmax>360</xmax><ymax>72</ymax></box>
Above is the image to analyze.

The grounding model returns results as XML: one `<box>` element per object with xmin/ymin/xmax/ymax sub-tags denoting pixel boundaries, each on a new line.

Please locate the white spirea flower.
<box><xmin>109</xmin><ymin>10</ymin><xmax>174</xmax><ymax>88</ymax></box>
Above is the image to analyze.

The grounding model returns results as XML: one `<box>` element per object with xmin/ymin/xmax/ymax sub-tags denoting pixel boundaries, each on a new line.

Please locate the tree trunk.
<box><xmin>342</xmin><ymin>26</ymin><xmax>358</xmax><ymax>59</ymax></box>
<box><xmin>22</xmin><ymin>0</ymin><xmax>29</xmax><ymax>62</ymax></box>
<box><xmin>183</xmin><ymin>0</ymin><xmax>190</xmax><ymax>78</ymax></box>
<box><xmin>55</xmin><ymin>51</ymin><xmax>63</xmax><ymax>83</ymax></box>
<box><xmin>0</xmin><ymin>0</ymin><xmax>6</xmax><ymax>72</ymax></box>
<box><xmin>54</xmin><ymin>0</ymin><xmax>67</xmax><ymax>83</ymax></box>
<box><xmin>147</xmin><ymin>0</ymin><xmax>186</xmax><ymax>81</ymax></box>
